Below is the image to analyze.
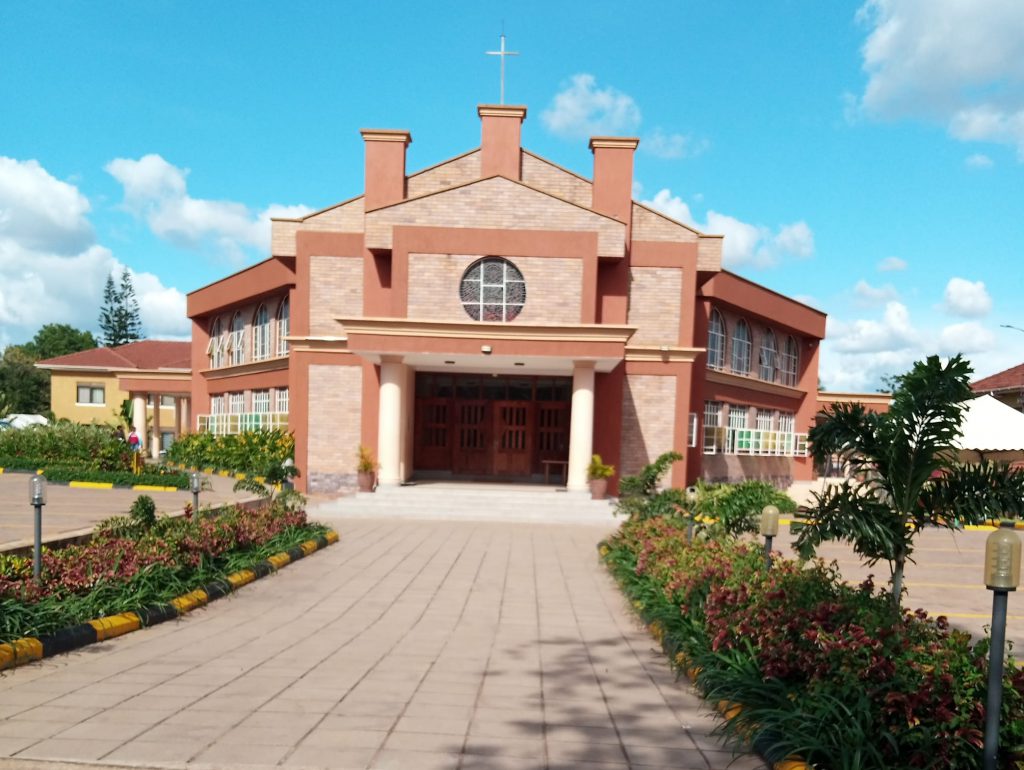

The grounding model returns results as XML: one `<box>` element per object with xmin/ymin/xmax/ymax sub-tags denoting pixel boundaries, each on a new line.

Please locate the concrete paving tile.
<box><xmin>459</xmin><ymin>756</ymin><xmax>547</xmax><ymax>770</ymax></box>
<box><xmin>402</xmin><ymin>702</ymin><xmax>474</xmax><ymax>720</ymax></box>
<box><xmin>370</xmin><ymin>749</ymin><xmax>461</xmax><ymax>770</ymax></box>
<box><xmin>53</xmin><ymin>719</ymin><xmax>148</xmax><ymax>742</ymax></box>
<box><xmin>546</xmin><ymin>738</ymin><xmax>629</xmax><ymax>764</ymax></box>
<box><xmin>218</xmin><ymin>723</ymin><xmax>317</xmax><ymax>746</ymax></box>
<box><xmin>467</xmin><ymin>718</ymin><xmax>544</xmax><ymax>738</ymax></box>
<box><xmin>134</xmin><ymin>721</ymin><xmax>227</xmax><ymax>744</ymax></box>
<box><xmin>192</xmin><ymin>740</ymin><xmax>293</xmax><ymax>766</ymax></box>
<box><xmin>464</xmin><ymin>734</ymin><xmax>546</xmax><ymax>760</ymax></box>
<box><xmin>0</xmin><ymin>735</ymin><xmax>39</xmax><ymax>755</ymax></box>
<box><xmin>544</xmin><ymin>722</ymin><xmax>621</xmax><ymax>744</ymax></box>
<box><xmin>624</xmin><ymin>744</ymin><xmax>710</xmax><ymax>766</ymax></box>
<box><xmin>82</xmin><ymin>706</ymin><xmax>177</xmax><ymax>725</ymax></box>
<box><xmin>394</xmin><ymin>716</ymin><xmax>471</xmax><ymax>735</ymax></box>
<box><xmin>382</xmin><ymin>731</ymin><xmax>464</xmax><ymax>754</ymax></box>
<box><xmin>407</xmin><ymin>689</ymin><xmax>478</xmax><ymax>706</ymax></box>
<box><xmin>316</xmin><ymin>715</ymin><xmax>395</xmax><ymax>732</ymax></box>
<box><xmin>258</xmin><ymin>697</ymin><xmax>336</xmax><ymax>714</ymax></box>
<box><xmin>282</xmin><ymin>744</ymin><xmax>377</xmax><ymax>768</ymax></box>
<box><xmin>14</xmin><ymin>737</ymin><xmax>125</xmax><ymax>762</ymax></box>
<box><xmin>6</xmin><ymin>705</ymin><xmax>100</xmax><ymax>725</ymax></box>
<box><xmin>0</xmin><ymin>720</ymin><xmax>66</xmax><ymax>740</ymax></box>
<box><xmin>104</xmin><ymin>738</ymin><xmax>217</xmax><ymax>764</ymax></box>
<box><xmin>299</xmin><ymin>728</ymin><xmax>388</xmax><ymax>750</ymax></box>
<box><xmin>702</xmin><ymin>750</ymin><xmax>771</xmax><ymax>770</ymax></box>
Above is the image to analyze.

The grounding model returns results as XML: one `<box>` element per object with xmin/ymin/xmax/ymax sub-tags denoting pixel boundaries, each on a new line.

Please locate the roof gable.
<box><xmin>37</xmin><ymin>340</ymin><xmax>191</xmax><ymax>371</ymax></box>
<box><xmin>973</xmin><ymin>361</ymin><xmax>1024</xmax><ymax>393</ymax></box>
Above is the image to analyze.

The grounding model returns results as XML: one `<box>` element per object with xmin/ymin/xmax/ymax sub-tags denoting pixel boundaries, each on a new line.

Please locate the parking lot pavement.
<box><xmin>0</xmin><ymin>519</ymin><xmax>768</xmax><ymax>770</ymax></box>
<box><xmin>0</xmin><ymin>473</ymin><xmax>250</xmax><ymax>550</ymax></box>
<box><xmin>780</xmin><ymin>523</ymin><xmax>1024</xmax><ymax>650</ymax></box>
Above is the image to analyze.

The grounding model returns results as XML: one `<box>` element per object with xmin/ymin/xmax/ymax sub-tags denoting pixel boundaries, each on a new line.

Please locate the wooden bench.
<box><xmin>541</xmin><ymin>459</ymin><xmax>569</xmax><ymax>485</ymax></box>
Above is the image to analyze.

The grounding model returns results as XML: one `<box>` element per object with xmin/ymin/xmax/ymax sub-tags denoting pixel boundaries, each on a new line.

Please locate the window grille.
<box><xmin>252</xmin><ymin>390</ymin><xmax>271</xmax><ymax>414</ymax></box>
<box><xmin>703</xmin><ymin>401</ymin><xmax>723</xmax><ymax>454</ymax></box>
<box><xmin>780</xmin><ymin>336</ymin><xmax>799</xmax><ymax>386</ymax></box>
<box><xmin>731</xmin><ymin>320</ymin><xmax>751</xmax><ymax>374</ymax></box>
<box><xmin>252</xmin><ymin>305</ymin><xmax>270</xmax><ymax>361</ymax></box>
<box><xmin>460</xmin><ymin>258</ymin><xmax>526</xmax><ymax>322</ymax></box>
<box><xmin>707</xmin><ymin>309</ymin><xmax>726</xmax><ymax>370</ymax></box>
<box><xmin>276</xmin><ymin>388</ymin><xmax>289</xmax><ymax>413</ymax></box>
<box><xmin>229</xmin><ymin>393</ymin><xmax>244</xmax><ymax>414</ymax></box>
<box><xmin>277</xmin><ymin>297</ymin><xmax>290</xmax><ymax>356</ymax></box>
<box><xmin>756</xmin><ymin>409</ymin><xmax>773</xmax><ymax>431</ymax></box>
<box><xmin>230</xmin><ymin>313</ymin><xmax>245</xmax><ymax>366</ymax></box>
<box><xmin>759</xmin><ymin>330</ymin><xmax>777</xmax><ymax>381</ymax></box>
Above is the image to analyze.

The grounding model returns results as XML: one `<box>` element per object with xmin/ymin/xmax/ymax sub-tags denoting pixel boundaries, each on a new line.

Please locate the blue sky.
<box><xmin>1</xmin><ymin>0</ymin><xmax>1022</xmax><ymax>390</ymax></box>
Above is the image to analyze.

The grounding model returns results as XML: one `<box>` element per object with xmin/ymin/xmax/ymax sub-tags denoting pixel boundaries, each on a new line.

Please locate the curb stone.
<box><xmin>0</xmin><ymin>530</ymin><xmax>339</xmax><ymax>672</ymax></box>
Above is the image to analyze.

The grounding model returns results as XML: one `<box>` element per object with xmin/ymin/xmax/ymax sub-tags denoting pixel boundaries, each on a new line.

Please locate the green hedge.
<box><xmin>0</xmin><ymin>462</ymin><xmax>190</xmax><ymax>490</ymax></box>
<box><xmin>602</xmin><ymin>515</ymin><xmax>1024</xmax><ymax>769</ymax></box>
<box><xmin>166</xmin><ymin>429</ymin><xmax>295</xmax><ymax>479</ymax></box>
<box><xmin>0</xmin><ymin>423</ymin><xmax>130</xmax><ymax>471</ymax></box>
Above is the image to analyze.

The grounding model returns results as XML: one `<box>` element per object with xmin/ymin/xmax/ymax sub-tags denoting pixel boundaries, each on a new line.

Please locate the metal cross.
<box><xmin>486</xmin><ymin>33</ymin><xmax>519</xmax><ymax>104</ymax></box>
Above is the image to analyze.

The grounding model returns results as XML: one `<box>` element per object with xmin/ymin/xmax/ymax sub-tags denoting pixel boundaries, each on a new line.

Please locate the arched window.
<box><xmin>780</xmin><ymin>336</ymin><xmax>799</xmax><ymax>386</ymax></box>
<box><xmin>208</xmin><ymin>317</ymin><xmax>225</xmax><ymax>368</ymax></box>
<box><xmin>252</xmin><ymin>305</ymin><xmax>270</xmax><ymax>361</ymax></box>
<box><xmin>229</xmin><ymin>312</ymin><xmax>245</xmax><ymax>366</ymax></box>
<box><xmin>460</xmin><ymin>258</ymin><xmax>526</xmax><ymax>322</ymax></box>
<box><xmin>731</xmin><ymin>320</ymin><xmax>751</xmax><ymax>375</ymax></box>
<box><xmin>759</xmin><ymin>330</ymin><xmax>777</xmax><ymax>381</ymax></box>
<box><xmin>277</xmin><ymin>297</ymin><xmax>290</xmax><ymax>356</ymax></box>
<box><xmin>707</xmin><ymin>309</ymin><xmax>726</xmax><ymax>370</ymax></box>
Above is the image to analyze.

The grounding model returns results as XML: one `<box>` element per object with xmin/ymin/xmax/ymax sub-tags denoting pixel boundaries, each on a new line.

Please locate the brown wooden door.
<box><xmin>493</xmin><ymin>401</ymin><xmax>533</xmax><ymax>476</ymax></box>
<box><xmin>453</xmin><ymin>400</ymin><xmax>490</xmax><ymax>475</ymax></box>
<box><xmin>535</xmin><ymin>403</ymin><xmax>570</xmax><ymax>472</ymax></box>
<box><xmin>414</xmin><ymin>399</ymin><xmax>451</xmax><ymax>470</ymax></box>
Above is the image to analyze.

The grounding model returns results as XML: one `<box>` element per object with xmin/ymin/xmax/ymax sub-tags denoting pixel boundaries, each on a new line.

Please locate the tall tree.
<box><xmin>22</xmin><ymin>323</ymin><xmax>98</xmax><ymax>360</ymax></box>
<box><xmin>0</xmin><ymin>325</ymin><xmax>97</xmax><ymax>417</ymax></box>
<box><xmin>99</xmin><ymin>269</ymin><xmax>143</xmax><ymax>346</ymax></box>
<box><xmin>794</xmin><ymin>354</ymin><xmax>1024</xmax><ymax>606</ymax></box>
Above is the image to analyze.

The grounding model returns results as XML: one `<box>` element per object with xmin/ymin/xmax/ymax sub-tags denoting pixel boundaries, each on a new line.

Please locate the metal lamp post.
<box><xmin>29</xmin><ymin>475</ymin><xmax>46</xmax><ymax>581</ymax></box>
<box><xmin>983</xmin><ymin>520</ymin><xmax>1022</xmax><ymax>770</ymax></box>
<box><xmin>282</xmin><ymin>458</ymin><xmax>295</xmax><ymax>491</ymax></box>
<box><xmin>189</xmin><ymin>471</ymin><xmax>202</xmax><ymax>514</ymax></box>
<box><xmin>759</xmin><ymin>504</ymin><xmax>780</xmax><ymax>571</ymax></box>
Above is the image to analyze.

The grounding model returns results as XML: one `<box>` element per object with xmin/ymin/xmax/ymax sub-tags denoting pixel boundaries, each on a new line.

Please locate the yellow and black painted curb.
<box><xmin>0</xmin><ymin>530</ymin><xmax>339</xmax><ymax>673</ymax></box>
<box><xmin>166</xmin><ymin>462</ymin><xmax>281</xmax><ymax>491</ymax></box>
<box><xmin>0</xmin><ymin>467</ymin><xmax>181</xmax><ymax>493</ymax></box>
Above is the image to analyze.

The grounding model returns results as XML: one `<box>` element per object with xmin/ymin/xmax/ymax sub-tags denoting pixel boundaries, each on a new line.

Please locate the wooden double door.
<box><xmin>414</xmin><ymin>374</ymin><xmax>571</xmax><ymax>479</ymax></box>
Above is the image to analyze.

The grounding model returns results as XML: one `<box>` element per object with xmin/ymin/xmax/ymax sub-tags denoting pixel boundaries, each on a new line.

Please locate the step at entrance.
<box><xmin>310</xmin><ymin>482</ymin><xmax>619</xmax><ymax>524</ymax></box>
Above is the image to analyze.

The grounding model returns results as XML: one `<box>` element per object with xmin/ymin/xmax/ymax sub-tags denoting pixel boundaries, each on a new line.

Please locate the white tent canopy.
<box><xmin>956</xmin><ymin>394</ymin><xmax>1024</xmax><ymax>461</ymax></box>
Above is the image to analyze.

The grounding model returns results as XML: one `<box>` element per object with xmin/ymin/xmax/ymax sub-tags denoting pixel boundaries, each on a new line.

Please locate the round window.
<box><xmin>459</xmin><ymin>258</ymin><xmax>526</xmax><ymax>322</ymax></box>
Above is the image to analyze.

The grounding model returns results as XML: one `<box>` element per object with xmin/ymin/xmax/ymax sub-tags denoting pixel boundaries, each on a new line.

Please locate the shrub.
<box><xmin>166</xmin><ymin>429</ymin><xmax>295</xmax><ymax>478</ymax></box>
<box><xmin>601</xmin><ymin>515</ymin><xmax>1024</xmax><ymax>769</ymax></box>
<box><xmin>129</xmin><ymin>495</ymin><xmax>157</xmax><ymax>529</ymax></box>
<box><xmin>587</xmin><ymin>454</ymin><xmax>614</xmax><ymax>480</ymax></box>
<box><xmin>0</xmin><ymin>464</ymin><xmax>190</xmax><ymax>489</ymax></box>
<box><xmin>691</xmin><ymin>479</ymin><xmax>797</xmax><ymax>538</ymax></box>
<box><xmin>0</xmin><ymin>423</ymin><xmax>130</xmax><ymax>471</ymax></box>
<box><xmin>615</xmin><ymin>451</ymin><xmax>686</xmax><ymax>520</ymax></box>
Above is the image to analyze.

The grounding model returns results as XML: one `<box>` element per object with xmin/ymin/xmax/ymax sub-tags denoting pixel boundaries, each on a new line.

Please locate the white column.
<box><xmin>132</xmin><ymin>394</ymin><xmax>147</xmax><ymax>450</ymax></box>
<box><xmin>567</xmin><ymin>361</ymin><xmax>596</xmax><ymax>492</ymax></box>
<box><xmin>173</xmin><ymin>397</ymin><xmax>182</xmax><ymax>439</ymax></box>
<box><xmin>150</xmin><ymin>396</ymin><xmax>162</xmax><ymax>460</ymax></box>
<box><xmin>377</xmin><ymin>356</ymin><xmax>405</xmax><ymax>486</ymax></box>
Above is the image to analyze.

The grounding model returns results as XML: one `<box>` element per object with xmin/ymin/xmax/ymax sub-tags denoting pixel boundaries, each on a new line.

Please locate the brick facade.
<box><xmin>307</xmin><ymin>364</ymin><xmax>362</xmax><ymax>492</ymax></box>
<box><xmin>406</xmin><ymin>253</ymin><xmax>582</xmax><ymax>324</ymax></box>
<box><xmin>627</xmin><ymin>267</ymin><xmax>682</xmax><ymax>345</ymax></box>
<box><xmin>620</xmin><ymin>374</ymin><xmax>677</xmax><ymax>477</ymax></box>
<box><xmin>364</xmin><ymin>177</ymin><xmax>626</xmax><ymax>257</ymax></box>
<box><xmin>309</xmin><ymin>256</ymin><xmax>364</xmax><ymax>336</ymax></box>
<box><xmin>407</xmin><ymin>151</ymin><xmax>482</xmax><ymax>198</ymax></box>
<box><xmin>521</xmin><ymin>152</ymin><xmax>593</xmax><ymax>208</ymax></box>
<box><xmin>632</xmin><ymin>204</ymin><xmax>698</xmax><ymax>243</ymax></box>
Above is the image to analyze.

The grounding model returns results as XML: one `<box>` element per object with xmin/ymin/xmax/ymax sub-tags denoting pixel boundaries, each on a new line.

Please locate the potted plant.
<box><xmin>588</xmin><ymin>454</ymin><xmax>614</xmax><ymax>500</ymax></box>
<box><xmin>356</xmin><ymin>445</ymin><xmax>377</xmax><ymax>493</ymax></box>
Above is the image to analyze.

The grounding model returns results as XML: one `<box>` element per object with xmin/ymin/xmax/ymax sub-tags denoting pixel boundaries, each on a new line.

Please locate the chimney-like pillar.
<box><xmin>478</xmin><ymin>105</ymin><xmax>527</xmax><ymax>180</ymax></box>
<box><xmin>589</xmin><ymin>137</ymin><xmax>640</xmax><ymax>227</ymax></box>
<box><xmin>360</xmin><ymin>129</ymin><xmax>412</xmax><ymax>210</ymax></box>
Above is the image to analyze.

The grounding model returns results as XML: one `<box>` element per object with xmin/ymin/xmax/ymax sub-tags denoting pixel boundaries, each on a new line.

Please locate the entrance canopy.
<box><xmin>956</xmin><ymin>394</ymin><xmax>1024</xmax><ymax>463</ymax></box>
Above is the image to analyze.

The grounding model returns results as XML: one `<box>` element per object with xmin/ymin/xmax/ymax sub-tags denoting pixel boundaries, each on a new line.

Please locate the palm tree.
<box><xmin>794</xmin><ymin>354</ymin><xmax>1024</xmax><ymax>606</ymax></box>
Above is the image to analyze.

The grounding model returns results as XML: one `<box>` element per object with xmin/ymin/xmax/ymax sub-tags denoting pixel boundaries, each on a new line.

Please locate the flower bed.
<box><xmin>601</xmin><ymin>515</ymin><xmax>1024</xmax><ymax>769</ymax></box>
<box><xmin>0</xmin><ymin>498</ymin><xmax>329</xmax><ymax>644</ymax></box>
<box><xmin>166</xmin><ymin>429</ymin><xmax>294</xmax><ymax>478</ymax></box>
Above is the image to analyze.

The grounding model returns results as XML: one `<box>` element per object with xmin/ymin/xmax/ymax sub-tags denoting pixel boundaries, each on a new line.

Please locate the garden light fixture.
<box><xmin>29</xmin><ymin>475</ymin><xmax>46</xmax><ymax>581</ymax></box>
<box><xmin>983</xmin><ymin>521</ymin><xmax>1021</xmax><ymax>770</ymax></box>
<box><xmin>685</xmin><ymin>486</ymin><xmax>698</xmax><ymax>541</ymax></box>
<box><xmin>760</xmin><ymin>504</ymin><xmax>780</xmax><ymax>571</ymax></box>
<box><xmin>190</xmin><ymin>471</ymin><xmax>202</xmax><ymax>514</ymax></box>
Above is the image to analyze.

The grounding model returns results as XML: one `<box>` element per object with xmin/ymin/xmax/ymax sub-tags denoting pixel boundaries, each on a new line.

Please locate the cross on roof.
<box><xmin>485</xmin><ymin>33</ymin><xmax>519</xmax><ymax>105</ymax></box>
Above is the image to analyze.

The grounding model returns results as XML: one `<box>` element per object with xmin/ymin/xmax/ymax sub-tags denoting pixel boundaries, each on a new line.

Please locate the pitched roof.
<box><xmin>972</xmin><ymin>362</ymin><xmax>1024</xmax><ymax>393</ymax></box>
<box><xmin>36</xmin><ymin>340</ymin><xmax>191</xmax><ymax>371</ymax></box>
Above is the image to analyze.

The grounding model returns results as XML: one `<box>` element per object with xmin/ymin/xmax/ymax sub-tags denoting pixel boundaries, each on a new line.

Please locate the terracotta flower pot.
<box><xmin>589</xmin><ymin>477</ymin><xmax>608</xmax><ymax>500</ymax></box>
<box><xmin>357</xmin><ymin>470</ymin><xmax>375</xmax><ymax>493</ymax></box>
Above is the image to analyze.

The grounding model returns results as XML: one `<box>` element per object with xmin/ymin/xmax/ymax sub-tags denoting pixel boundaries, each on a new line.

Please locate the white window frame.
<box><xmin>779</xmin><ymin>412</ymin><xmax>796</xmax><ymax>434</ymax></box>
<box><xmin>707</xmin><ymin>309</ymin><xmax>726</xmax><ymax>370</ymax></box>
<box><xmin>688</xmin><ymin>413</ymin><xmax>698</xmax><ymax>448</ymax></box>
<box><xmin>252</xmin><ymin>305</ymin><xmax>271</xmax><ymax>362</ymax></box>
<box><xmin>252</xmin><ymin>390</ymin><xmax>271</xmax><ymax>414</ymax></box>
<box><xmin>755</xmin><ymin>409</ymin><xmax>773</xmax><ymax>431</ymax></box>
<box><xmin>731</xmin><ymin>320</ymin><xmax>751</xmax><ymax>375</ymax></box>
<box><xmin>780</xmin><ymin>336</ymin><xmax>799</xmax><ymax>386</ymax></box>
<box><xmin>76</xmin><ymin>384</ymin><xmax>105</xmax><ymax>405</ymax></box>
<box><xmin>210</xmin><ymin>395</ymin><xmax>226</xmax><ymax>415</ymax></box>
<box><xmin>229</xmin><ymin>313</ymin><xmax>245</xmax><ymax>366</ymax></box>
<box><xmin>277</xmin><ymin>297</ymin><xmax>290</xmax><ymax>356</ymax></box>
<box><xmin>208</xmin><ymin>318</ymin><xmax>226</xmax><ymax>368</ymax></box>
<box><xmin>703</xmin><ymin>401</ymin><xmax>723</xmax><ymax>454</ymax></box>
<box><xmin>229</xmin><ymin>392</ymin><xmax>244</xmax><ymax>414</ymax></box>
<box><xmin>759</xmin><ymin>330</ymin><xmax>777</xmax><ymax>382</ymax></box>
<box><xmin>276</xmin><ymin>388</ymin><xmax>289</xmax><ymax>414</ymax></box>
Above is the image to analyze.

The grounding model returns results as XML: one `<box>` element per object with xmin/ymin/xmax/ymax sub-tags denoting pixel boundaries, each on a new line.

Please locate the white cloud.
<box><xmin>820</xmin><ymin>302</ymin><xmax>922</xmax><ymax>390</ymax></box>
<box><xmin>943</xmin><ymin>277</ymin><xmax>992</xmax><ymax>318</ymax></box>
<box><xmin>830</xmin><ymin>302</ymin><xmax>918</xmax><ymax>354</ymax></box>
<box><xmin>939</xmin><ymin>321</ymin><xmax>997</xmax><ymax>354</ymax></box>
<box><xmin>643</xmin><ymin>188</ymin><xmax>814</xmax><ymax>268</ymax></box>
<box><xmin>106</xmin><ymin>154</ymin><xmax>311</xmax><ymax>261</ymax></box>
<box><xmin>856</xmin><ymin>0</ymin><xmax>1024</xmax><ymax>156</ymax></box>
<box><xmin>853</xmin><ymin>279</ymin><xmax>899</xmax><ymax>306</ymax></box>
<box><xmin>0</xmin><ymin>156</ymin><xmax>189</xmax><ymax>344</ymax></box>
<box><xmin>877</xmin><ymin>256</ymin><xmax>907</xmax><ymax>271</ymax></box>
<box><xmin>965</xmin><ymin>153</ymin><xmax>995</xmax><ymax>169</ymax></box>
<box><xmin>542</xmin><ymin>74</ymin><xmax>641</xmax><ymax>139</ymax></box>
<box><xmin>641</xmin><ymin>128</ymin><xmax>709</xmax><ymax>159</ymax></box>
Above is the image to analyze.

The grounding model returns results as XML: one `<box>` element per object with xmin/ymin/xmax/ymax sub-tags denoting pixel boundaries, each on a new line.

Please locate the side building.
<box><xmin>35</xmin><ymin>340</ymin><xmax>192</xmax><ymax>456</ymax></box>
<box><xmin>187</xmin><ymin>104</ymin><xmax>826</xmax><ymax>494</ymax></box>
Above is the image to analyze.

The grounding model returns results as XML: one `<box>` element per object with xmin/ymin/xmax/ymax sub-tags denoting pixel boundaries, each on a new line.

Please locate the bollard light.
<box><xmin>760</xmin><ymin>504</ymin><xmax>780</xmax><ymax>571</ymax></box>
<box><xmin>189</xmin><ymin>471</ymin><xmax>202</xmax><ymax>516</ymax></box>
<box><xmin>29</xmin><ymin>475</ymin><xmax>46</xmax><ymax>581</ymax></box>
<box><xmin>282</xmin><ymin>458</ymin><xmax>295</xmax><ymax>491</ymax></box>
<box><xmin>685</xmin><ymin>486</ymin><xmax>698</xmax><ymax>541</ymax></box>
<box><xmin>982</xmin><ymin>520</ymin><xmax>1021</xmax><ymax>770</ymax></box>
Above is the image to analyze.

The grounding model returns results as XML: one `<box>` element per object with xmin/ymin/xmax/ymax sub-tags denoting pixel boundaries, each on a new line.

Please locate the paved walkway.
<box><xmin>0</xmin><ymin>519</ymin><xmax>764</xmax><ymax>770</ymax></box>
<box><xmin>0</xmin><ymin>473</ymin><xmax>247</xmax><ymax>550</ymax></box>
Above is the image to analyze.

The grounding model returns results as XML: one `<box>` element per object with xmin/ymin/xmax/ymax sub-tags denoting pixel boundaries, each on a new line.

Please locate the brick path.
<box><xmin>0</xmin><ymin>520</ymin><xmax>764</xmax><ymax>770</ymax></box>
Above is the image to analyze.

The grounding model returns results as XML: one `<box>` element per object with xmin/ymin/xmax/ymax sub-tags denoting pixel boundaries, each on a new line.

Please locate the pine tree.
<box><xmin>98</xmin><ymin>269</ymin><xmax>144</xmax><ymax>346</ymax></box>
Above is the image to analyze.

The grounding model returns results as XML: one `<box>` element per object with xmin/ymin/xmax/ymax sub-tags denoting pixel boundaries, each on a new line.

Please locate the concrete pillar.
<box><xmin>132</xmin><ymin>394</ymin><xmax>147</xmax><ymax>449</ymax></box>
<box><xmin>567</xmin><ymin>362</ymin><xmax>596</xmax><ymax>492</ymax></box>
<box><xmin>173</xmin><ymin>397</ymin><xmax>182</xmax><ymax>439</ymax></box>
<box><xmin>151</xmin><ymin>396</ymin><xmax>162</xmax><ymax>460</ymax></box>
<box><xmin>377</xmin><ymin>356</ymin><xmax>405</xmax><ymax>486</ymax></box>
<box><xmin>183</xmin><ymin>397</ymin><xmax>192</xmax><ymax>433</ymax></box>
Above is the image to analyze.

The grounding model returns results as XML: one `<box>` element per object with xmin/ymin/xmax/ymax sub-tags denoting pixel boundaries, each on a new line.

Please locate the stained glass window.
<box><xmin>460</xmin><ymin>258</ymin><xmax>526</xmax><ymax>322</ymax></box>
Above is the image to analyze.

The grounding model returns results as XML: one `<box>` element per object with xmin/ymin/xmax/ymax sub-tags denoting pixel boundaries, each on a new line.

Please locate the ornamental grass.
<box><xmin>602</xmin><ymin>514</ymin><xmax>1024</xmax><ymax>770</ymax></box>
<box><xmin>0</xmin><ymin>497</ymin><xmax>328</xmax><ymax>644</ymax></box>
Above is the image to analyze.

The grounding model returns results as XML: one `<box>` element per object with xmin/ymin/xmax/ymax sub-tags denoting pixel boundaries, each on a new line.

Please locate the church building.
<box><xmin>186</xmin><ymin>104</ymin><xmax>826</xmax><ymax>494</ymax></box>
